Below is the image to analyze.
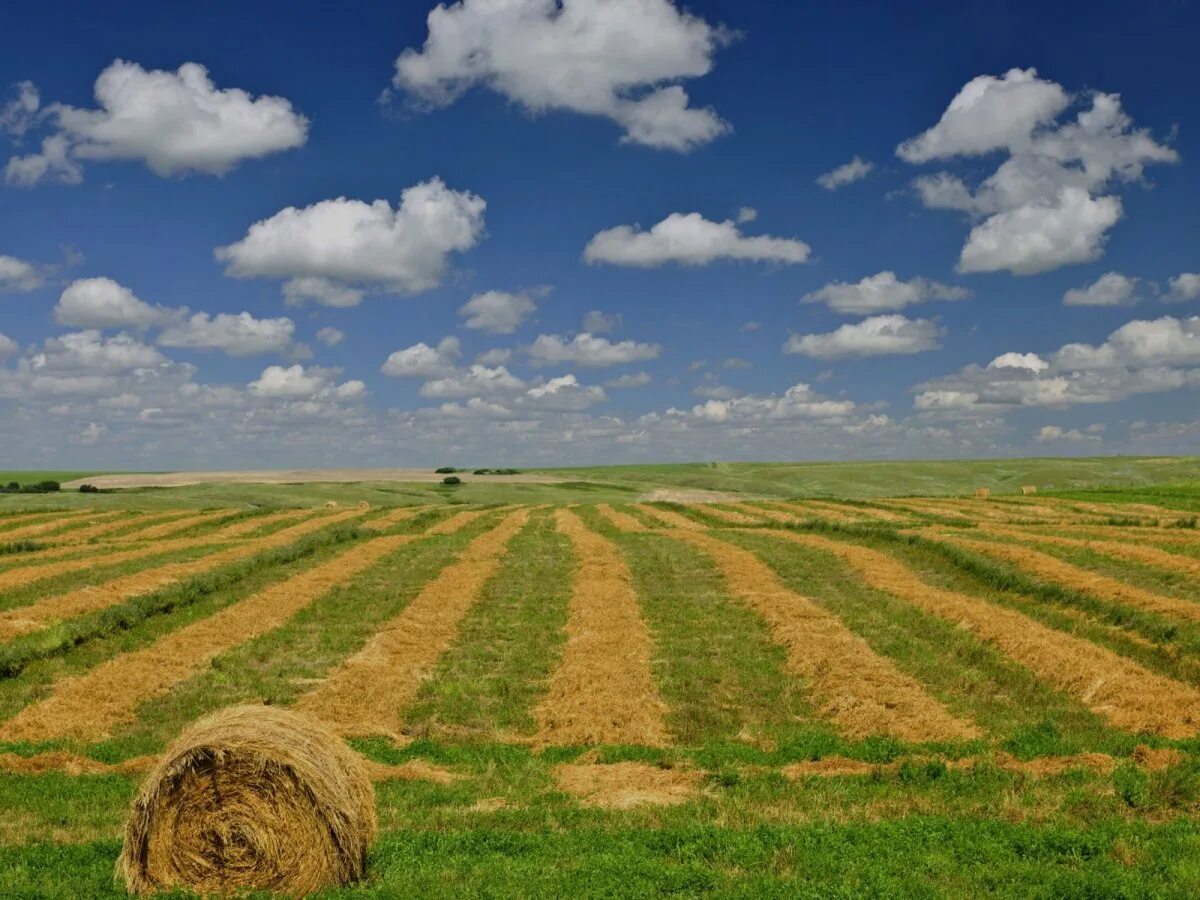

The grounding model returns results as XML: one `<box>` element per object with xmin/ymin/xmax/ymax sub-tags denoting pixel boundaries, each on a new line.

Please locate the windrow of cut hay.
<box><xmin>669</xmin><ymin>531</ymin><xmax>976</xmax><ymax>742</ymax></box>
<box><xmin>0</xmin><ymin>534</ymin><xmax>415</xmax><ymax>743</ymax></box>
<box><xmin>0</xmin><ymin>511</ymin><xmax>76</xmax><ymax>532</ymax></box>
<box><xmin>759</xmin><ymin>530</ymin><xmax>1200</xmax><ymax>737</ymax></box>
<box><xmin>695</xmin><ymin>505</ymin><xmax>766</xmax><ymax>526</ymax></box>
<box><xmin>634</xmin><ymin>504</ymin><xmax>706</xmax><ymax>531</ymax></box>
<box><xmin>0</xmin><ymin>509</ymin><xmax>366</xmax><ymax>640</ymax></box>
<box><xmin>973</xmin><ymin>525</ymin><xmax>1200</xmax><ymax>580</ymax></box>
<box><xmin>202</xmin><ymin>508</ymin><xmax>317</xmax><ymax>539</ymax></box>
<box><xmin>359</xmin><ymin>506</ymin><xmax>423</xmax><ymax>531</ymax></box>
<box><xmin>727</xmin><ymin>503</ymin><xmax>805</xmax><ymax>525</ymax></box>
<box><xmin>38</xmin><ymin>511</ymin><xmax>176</xmax><ymax>545</ymax></box>
<box><xmin>930</xmin><ymin>533</ymin><xmax>1200</xmax><ymax>625</ymax></box>
<box><xmin>1039</xmin><ymin>498</ymin><xmax>1190</xmax><ymax>523</ymax></box>
<box><xmin>534</xmin><ymin>510</ymin><xmax>670</xmax><ymax>747</ymax></box>
<box><xmin>0</xmin><ymin>510</ymin><xmax>125</xmax><ymax>541</ymax></box>
<box><xmin>295</xmin><ymin>509</ymin><xmax>530</xmax><ymax>737</ymax></box>
<box><xmin>425</xmin><ymin>508</ymin><xmax>491</xmax><ymax>535</ymax></box>
<box><xmin>93</xmin><ymin>509</ymin><xmax>241</xmax><ymax>543</ymax></box>
<box><xmin>594</xmin><ymin>504</ymin><xmax>648</xmax><ymax>533</ymax></box>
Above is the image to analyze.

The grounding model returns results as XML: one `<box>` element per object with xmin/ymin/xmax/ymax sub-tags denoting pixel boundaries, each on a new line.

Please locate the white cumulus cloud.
<box><xmin>0</xmin><ymin>254</ymin><xmax>43</xmax><ymax>292</ymax></box>
<box><xmin>5</xmin><ymin>60</ymin><xmax>307</xmax><ymax>186</ymax></box>
<box><xmin>1165</xmin><ymin>273</ymin><xmax>1200</xmax><ymax>303</ymax></box>
<box><xmin>315</xmin><ymin>327</ymin><xmax>345</xmax><ymax>347</ymax></box>
<box><xmin>899</xmin><ymin>69</ymin><xmax>1176</xmax><ymax>275</ymax></box>
<box><xmin>54</xmin><ymin>277</ymin><xmax>170</xmax><ymax>330</ymax></box>
<box><xmin>1063</xmin><ymin>271</ymin><xmax>1140</xmax><ymax>307</ymax></box>
<box><xmin>784</xmin><ymin>315</ymin><xmax>945</xmax><ymax>360</ymax></box>
<box><xmin>584</xmin><ymin>212</ymin><xmax>810</xmax><ymax>267</ymax></box>
<box><xmin>380</xmin><ymin>336</ymin><xmax>462</xmax><ymax>378</ymax></box>
<box><xmin>157</xmin><ymin>312</ymin><xmax>297</xmax><ymax>357</ymax></box>
<box><xmin>216</xmin><ymin>178</ymin><xmax>486</xmax><ymax>303</ymax></box>
<box><xmin>802</xmin><ymin>271</ymin><xmax>969</xmax><ymax>314</ymax></box>
<box><xmin>458</xmin><ymin>289</ymin><xmax>539</xmax><ymax>334</ymax></box>
<box><xmin>526</xmin><ymin>332</ymin><xmax>661</xmax><ymax>367</ymax></box>
<box><xmin>392</xmin><ymin>0</ymin><xmax>732</xmax><ymax>152</ymax></box>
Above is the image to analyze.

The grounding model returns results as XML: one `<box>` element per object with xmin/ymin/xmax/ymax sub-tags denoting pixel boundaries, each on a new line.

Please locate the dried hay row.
<box><xmin>425</xmin><ymin>508</ymin><xmax>490</xmax><ymax>535</ymax></box>
<box><xmin>1040</xmin><ymin>498</ymin><xmax>1188</xmax><ymax>522</ymax></box>
<box><xmin>534</xmin><ymin>509</ymin><xmax>670</xmax><ymax>747</ymax></box>
<box><xmin>295</xmin><ymin>509</ymin><xmax>531</xmax><ymax>737</ymax></box>
<box><xmin>0</xmin><ymin>511</ymin><xmax>75</xmax><ymax>531</ymax></box>
<box><xmin>205</xmin><ymin>508</ymin><xmax>318</xmax><ymax>539</ymax></box>
<box><xmin>91</xmin><ymin>508</ymin><xmax>241</xmax><ymax>543</ymax></box>
<box><xmin>0</xmin><ymin>510</ymin><xmax>126</xmax><ymax>541</ymax></box>
<box><xmin>697</xmin><ymin>505</ymin><xmax>766</xmax><ymax>525</ymax></box>
<box><xmin>359</xmin><ymin>506</ymin><xmax>424</xmax><ymax>531</ymax></box>
<box><xmin>118</xmin><ymin>704</ymin><xmax>376</xmax><ymax>896</ymax></box>
<box><xmin>39</xmin><ymin>511</ymin><xmax>180</xmax><ymax>545</ymax></box>
<box><xmin>553</xmin><ymin>761</ymin><xmax>703</xmax><ymax>808</ymax></box>
<box><xmin>0</xmin><ymin>536</ymin><xmax>228</xmax><ymax>594</ymax></box>
<box><xmin>934</xmin><ymin>533</ymin><xmax>1200</xmax><ymax>625</ymax></box>
<box><xmin>0</xmin><ymin>509</ymin><xmax>318</xmax><ymax>574</ymax></box>
<box><xmin>975</xmin><ymin>525</ymin><xmax>1200</xmax><ymax>579</ymax></box>
<box><xmin>0</xmin><ymin>509</ymin><xmax>366</xmax><ymax>640</ymax></box>
<box><xmin>594</xmin><ymin>504</ymin><xmax>649</xmax><ymax>533</ymax></box>
<box><xmin>783</xmin><ymin>745</ymin><xmax>1182</xmax><ymax>779</ymax></box>
<box><xmin>730</xmin><ymin>503</ymin><xmax>807</xmax><ymax>525</ymax></box>
<box><xmin>0</xmin><ymin>535</ymin><xmax>415</xmax><ymax>743</ymax></box>
<box><xmin>759</xmin><ymin>529</ymin><xmax>1200</xmax><ymax>737</ymax></box>
<box><xmin>0</xmin><ymin>749</ymin><xmax>453</xmax><ymax>784</ymax></box>
<box><xmin>634</xmin><ymin>504</ymin><xmax>706</xmax><ymax>530</ymax></box>
<box><xmin>768</xmin><ymin>500</ymin><xmax>858</xmax><ymax>523</ymax></box>
<box><xmin>1011</xmin><ymin>524</ymin><xmax>1200</xmax><ymax>547</ymax></box>
<box><xmin>811</xmin><ymin>501</ymin><xmax>912</xmax><ymax>524</ymax></box>
<box><xmin>671</xmin><ymin>531</ymin><xmax>977</xmax><ymax>742</ymax></box>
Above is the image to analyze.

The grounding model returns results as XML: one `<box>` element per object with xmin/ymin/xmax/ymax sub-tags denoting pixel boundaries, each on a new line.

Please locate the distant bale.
<box><xmin>357</xmin><ymin>500</ymin><xmax>371</xmax><ymax>510</ymax></box>
<box><xmin>118</xmin><ymin>704</ymin><xmax>376</xmax><ymax>897</ymax></box>
<box><xmin>1021</xmin><ymin>485</ymin><xmax>1037</xmax><ymax>495</ymax></box>
<box><xmin>324</xmin><ymin>500</ymin><xmax>339</xmax><ymax>509</ymax></box>
<box><xmin>973</xmin><ymin>488</ymin><xmax>991</xmax><ymax>499</ymax></box>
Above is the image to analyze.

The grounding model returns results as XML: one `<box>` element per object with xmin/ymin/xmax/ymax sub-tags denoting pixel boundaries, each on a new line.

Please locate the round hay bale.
<box><xmin>119</xmin><ymin>704</ymin><xmax>376</xmax><ymax>897</ymax></box>
<box><xmin>324</xmin><ymin>500</ymin><xmax>339</xmax><ymax>509</ymax></box>
<box><xmin>357</xmin><ymin>500</ymin><xmax>371</xmax><ymax>510</ymax></box>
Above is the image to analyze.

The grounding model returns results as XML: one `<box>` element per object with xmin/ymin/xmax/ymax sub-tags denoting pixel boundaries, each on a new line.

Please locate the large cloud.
<box><xmin>54</xmin><ymin>277</ymin><xmax>170</xmax><ymax>330</ymax></box>
<box><xmin>5</xmin><ymin>61</ymin><xmax>307</xmax><ymax>186</ymax></box>
<box><xmin>784</xmin><ymin>315</ymin><xmax>944</xmax><ymax>359</ymax></box>
<box><xmin>899</xmin><ymin>69</ymin><xmax>1176</xmax><ymax>275</ymax></box>
<box><xmin>914</xmin><ymin>315</ymin><xmax>1200</xmax><ymax>412</ymax></box>
<box><xmin>157</xmin><ymin>312</ymin><xmax>298</xmax><ymax>357</ymax></box>
<box><xmin>1063</xmin><ymin>271</ymin><xmax>1139</xmax><ymax>307</ymax></box>
<box><xmin>526</xmin><ymin>332</ymin><xmax>661</xmax><ymax>367</ymax></box>
<box><xmin>216</xmin><ymin>178</ymin><xmax>486</xmax><ymax>303</ymax></box>
<box><xmin>584</xmin><ymin>212</ymin><xmax>810</xmax><ymax>267</ymax></box>
<box><xmin>802</xmin><ymin>271</ymin><xmax>968</xmax><ymax>314</ymax></box>
<box><xmin>392</xmin><ymin>0</ymin><xmax>731</xmax><ymax>151</ymax></box>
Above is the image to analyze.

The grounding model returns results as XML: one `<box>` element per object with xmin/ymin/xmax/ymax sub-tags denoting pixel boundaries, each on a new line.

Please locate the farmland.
<box><xmin>2</xmin><ymin>479</ymin><xmax>1200</xmax><ymax>895</ymax></box>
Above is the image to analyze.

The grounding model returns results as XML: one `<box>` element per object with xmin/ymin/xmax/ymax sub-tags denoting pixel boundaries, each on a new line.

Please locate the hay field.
<box><xmin>2</xmin><ymin>492</ymin><xmax>1200</xmax><ymax>895</ymax></box>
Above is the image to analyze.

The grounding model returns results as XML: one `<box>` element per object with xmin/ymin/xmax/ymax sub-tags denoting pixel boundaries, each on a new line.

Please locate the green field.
<box><xmin>0</xmin><ymin>465</ymin><xmax>1199</xmax><ymax>895</ymax></box>
<box><xmin>1</xmin><ymin>456</ymin><xmax>1198</xmax><ymax>512</ymax></box>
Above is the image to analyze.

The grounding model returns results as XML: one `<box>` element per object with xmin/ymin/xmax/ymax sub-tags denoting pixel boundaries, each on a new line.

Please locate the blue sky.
<box><xmin>0</xmin><ymin>0</ymin><xmax>1197</xmax><ymax>468</ymax></box>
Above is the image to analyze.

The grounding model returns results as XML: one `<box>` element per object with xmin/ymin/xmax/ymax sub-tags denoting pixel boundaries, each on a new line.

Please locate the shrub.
<box><xmin>442</xmin><ymin>476</ymin><xmax>462</xmax><ymax>486</ymax></box>
<box><xmin>79</xmin><ymin>484</ymin><xmax>100</xmax><ymax>493</ymax></box>
<box><xmin>434</xmin><ymin>467</ymin><xmax>458</xmax><ymax>474</ymax></box>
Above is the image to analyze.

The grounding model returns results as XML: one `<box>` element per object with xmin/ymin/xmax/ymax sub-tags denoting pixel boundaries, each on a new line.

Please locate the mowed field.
<box><xmin>3</xmin><ymin>492</ymin><xmax>1200</xmax><ymax>895</ymax></box>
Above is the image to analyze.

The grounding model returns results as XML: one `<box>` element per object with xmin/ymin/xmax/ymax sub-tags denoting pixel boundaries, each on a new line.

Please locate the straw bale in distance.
<box><xmin>974</xmin><ymin>488</ymin><xmax>991</xmax><ymax>499</ymax></box>
<box><xmin>761</xmin><ymin>529</ymin><xmax>1200</xmax><ymax>737</ymax></box>
<box><xmin>1022</xmin><ymin>485</ymin><xmax>1038</xmax><ymax>495</ymax></box>
<box><xmin>118</xmin><ymin>704</ymin><xmax>376</xmax><ymax>897</ymax></box>
<box><xmin>534</xmin><ymin>509</ymin><xmax>669</xmax><ymax>747</ymax></box>
<box><xmin>671</xmin><ymin>531</ymin><xmax>977</xmax><ymax>742</ymax></box>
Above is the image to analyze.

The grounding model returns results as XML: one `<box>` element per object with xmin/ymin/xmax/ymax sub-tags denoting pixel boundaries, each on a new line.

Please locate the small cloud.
<box><xmin>816</xmin><ymin>156</ymin><xmax>874</xmax><ymax>190</ymax></box>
